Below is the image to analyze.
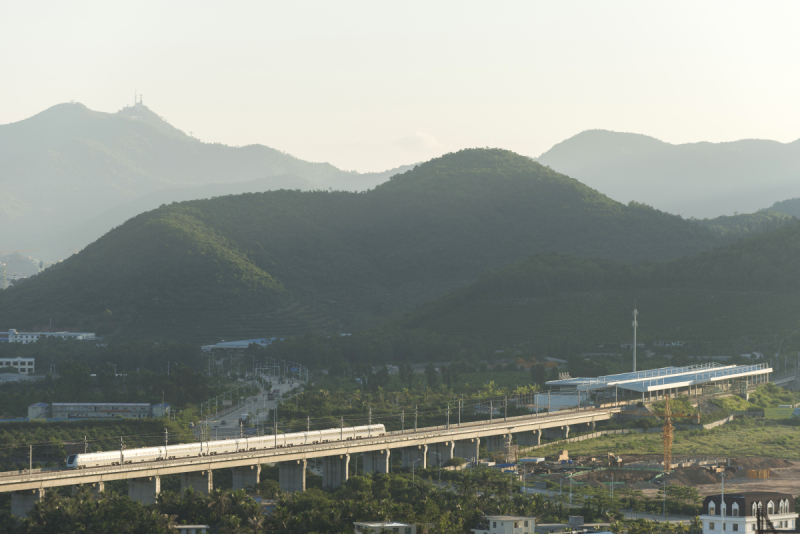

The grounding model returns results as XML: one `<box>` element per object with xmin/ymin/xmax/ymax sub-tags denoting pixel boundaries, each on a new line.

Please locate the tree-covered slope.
<box><xmin>397</xmin><ymin>221</ymin><xmax>800</xmax><ymax>352</ymax></box>
<box><xmin>0</xmin><ymin>149</ymin><xmax>727</xmax><ymax>342</ymax></box>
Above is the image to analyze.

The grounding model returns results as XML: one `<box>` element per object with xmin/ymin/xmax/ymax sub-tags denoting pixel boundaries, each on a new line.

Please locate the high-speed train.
<box><xmin>66</xmin><ymin>424</ymin><xmax>385</xmax><ymax>469</ymax></box>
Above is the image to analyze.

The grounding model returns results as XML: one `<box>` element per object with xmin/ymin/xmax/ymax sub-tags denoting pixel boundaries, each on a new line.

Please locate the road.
<box><xmin>196</xmin><ymin>379</ymin><xmax>301</xmax><ymax>440</ymax></box>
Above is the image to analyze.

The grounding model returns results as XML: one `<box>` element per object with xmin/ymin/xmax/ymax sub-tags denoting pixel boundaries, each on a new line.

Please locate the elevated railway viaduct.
<box><xmin>0</xmin><ymin>406</ymin><xmax>617</xmax><ymax>516</ymax></box>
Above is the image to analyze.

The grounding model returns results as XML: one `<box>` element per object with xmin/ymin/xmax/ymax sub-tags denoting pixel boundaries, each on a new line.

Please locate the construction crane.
<box><xmin>663</xmin><ymin>397</ymin><xmax>674</xmax><ymax>473</ymax></box>
<box><xmin>757</xmin><ymin>506</ymin><xmax>778</xmax><ymax>533</ymax></box>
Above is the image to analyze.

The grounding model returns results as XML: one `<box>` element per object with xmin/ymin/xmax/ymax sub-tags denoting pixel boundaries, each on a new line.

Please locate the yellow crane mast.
<box><xmin>663</xmin><ymin>397</ymin><xmax>673</xmax><ymax>473</ymax></box>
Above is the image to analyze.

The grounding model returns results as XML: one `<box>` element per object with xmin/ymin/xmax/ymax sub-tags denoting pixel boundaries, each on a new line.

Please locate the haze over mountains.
<box><xmin>537</xmin><ymin>130</ymin><xmax>800</xmax><ymax>219</ymax></box>
<box><xmin>0</xmin><ymin>149</ymin><xmax>726</xmax><ymax>342</ymax></box>
<box><xmin>0</xmin><ymin>101</ymin><xmax>412</xmax><ymax>259</ymax></box>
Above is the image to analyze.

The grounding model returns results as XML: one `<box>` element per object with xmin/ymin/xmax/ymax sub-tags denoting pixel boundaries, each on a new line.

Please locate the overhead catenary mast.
<box><xmin>632</xmin><ymin>304</ymin><xmax>638</xmax><ymax>372</ymax></box>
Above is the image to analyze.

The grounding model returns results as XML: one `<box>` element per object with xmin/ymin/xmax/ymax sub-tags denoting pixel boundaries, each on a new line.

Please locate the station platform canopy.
<box><xmin>545</xmin><ymin>362</ymin><xmax>772</xmax><ymax>394</ymax></box>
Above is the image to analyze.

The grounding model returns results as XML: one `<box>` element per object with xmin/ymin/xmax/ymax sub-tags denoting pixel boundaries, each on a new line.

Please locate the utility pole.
<box><xmin>84</xmin><ymin>436</ymin><xmax>88</xmax><ymax>454</ymax></box>
<box><xmin>401</xmin><ymin>410</ymin><xmax>404</xmax><ymax>434</ymax></box>
<box><xmin>341</xmin><ymin>416</ymin><xmax>344</xmax><ymax>441</ymax></box>
<box><xmin>414</xmin><ymin>406</ymin><xmax>418</xmax><ymax>432</ymax></box>
<box><xmin>490</xmin><ymin>400</ymin><xmax>493</xmax><ymax>423</ymax></box>
<box><xmin>504</xmin><ymin>396</ymin><xmax>507</xmax><ymax>420</ymax></box>
<box><xmin>447</xmin><ymin>404</ymin><xmax>450</xmax><ymax>429</ymax></box>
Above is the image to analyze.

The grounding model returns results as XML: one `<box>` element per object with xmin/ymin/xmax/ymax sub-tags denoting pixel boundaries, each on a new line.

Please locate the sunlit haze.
<box><xmin>3</xmin><ymin>0</ymin><xmax>799</xmax><ymax>171</ymax></box>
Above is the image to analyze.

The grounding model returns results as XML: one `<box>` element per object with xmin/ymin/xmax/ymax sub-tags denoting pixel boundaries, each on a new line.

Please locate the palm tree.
<box><xmin>608</xmin><ymin>521</ymin><xmax>625</xmax><ymax>534</ymax></box>
<box><xmin>689</xmin><ymin>516</ymin><xmax>703</xmax><ymax>534</ymax></box>
<box><xmin>247</xmin><ymin>512</ymin><xmax>264</xmax><ymax>534</ymax></box>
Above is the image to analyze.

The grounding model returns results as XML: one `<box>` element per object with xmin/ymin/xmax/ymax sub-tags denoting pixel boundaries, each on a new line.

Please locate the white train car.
<box><xmin>67</xmin><ymin>424</ymin><xmax>385</xmax><ymax>469</ymax></box>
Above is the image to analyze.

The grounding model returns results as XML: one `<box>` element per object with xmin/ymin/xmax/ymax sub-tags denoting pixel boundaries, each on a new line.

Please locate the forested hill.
<box><xmin>0</xmin><ymin>149</ymin><xmax>726</xmax><ymax>342</ymax></box>
<box><xmin>0</xmin><ymin>102</ymin><xmax>410</xmax><ymax>259</ymax></box>
<box><xmin>397</xmin><ymin>221</ymin><xmax>800</xmax><ymax>351</ymax></box>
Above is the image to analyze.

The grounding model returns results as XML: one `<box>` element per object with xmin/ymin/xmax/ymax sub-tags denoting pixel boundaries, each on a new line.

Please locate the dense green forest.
<box><xmin>1</xmin><ymin>467</ymin><xmax>714</xmax><ymax>533</ymax></box>
<box><xmin>0</xmin><ymin>149</ymin><xmax>728</xmax><ymax>343</ymax></box>
<box><xmin>390</xmin><ymin>221</ymin><xmax>800</xmax><ymax>351</ymax></box>
<box><xmin>692</xmin><ymin>209</ymin><xmax>796</xmax><ymax>238</ymax></box>
<box><xmin>254</xmin><ymin>220</ymin><xmax>800</xmax><ymax>364</ymax></box>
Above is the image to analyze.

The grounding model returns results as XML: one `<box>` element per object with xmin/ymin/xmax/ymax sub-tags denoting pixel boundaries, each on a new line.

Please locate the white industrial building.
<box><xmin>545</xmin><ymin>363</ymin><xmax>772</xmax><ymax>405</ymax></box>
<box><xmin>355</xmin><ymin>521</ymin><xmax>416</xmax><ymax>534</ymax></box>
<box><xmin>471</xmin><ymin>516</ymin><xmax>535</xmax><ymax>534</ymax></box>
<box><xmin>0</xmin><ymin>357</ymin><xmax>35</xmax><ymax>374</ymax></box>
<box><xmin>0</xmin><ymin>329</ymin><xmax>95</xmax><ymax>344</ymax></box>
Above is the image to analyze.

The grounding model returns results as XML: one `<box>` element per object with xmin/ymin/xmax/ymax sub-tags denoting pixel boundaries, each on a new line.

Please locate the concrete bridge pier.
<box><xmin>232</xmin><ymin>465</ymin><xmax>261</xmax><ymax>491</ymax></box>
<box><xmin>401</xmin><ymin>445</ymin><xmax>428</xmax><ymax>469</ymax></box>
<box><xmin>543</xmin><ymin>425</ymin><xmax>569</xmax><ymax>440</ymax></box>
<box><xmin>128</xmin><ymin>476</ymin><xmax>160</xmax><ymax>505</ymax></box>
<box><xmin>427</xmin><ymin>441</ymin><xmax>454</xmax><ymax>467</ymax></box>
<box><xmin>11</xmin><ymin>489</ymin><xmax>44</xmax><ymax>518</ymax></box>
<box><xmin>181</xmin><ymin>470</ymin><xmax>213</xmax><ymax>495</ymax></box>
<box><xmin>514</xmin><ymin>430</ymin><xmax>541</xmax><ymax>447</ymax></box>
<box><xmin>322</xmin><ymin>454</ymin><xmax>350</xmax><ymax>490</ymax></box>
<box><xmin>363</xmin><ymin>449</ymin><xmax>391</xmax><ymax>474</ymax></box>
<box><xmin>454</xmin><ymin>438</ymin><xmax>480</xmax><ymax>462</ymax></box>
<box><xmin>279</xmin><ymin>459</ymin><xmax>307</xmax><ymax>493</ymax></box>
<box><xmin>72</xmin><ymin>482</ymin><xmax>104</xmax><ymax>496</ymax></box>
<box><xmin>484</xmin><ymin>434</ymin><xmax>510</xmax><ymax>452</ymax></box>
<box><xmin>582</xmin><ymin>422</ymin><xmax>596</xmax><ymax>433</ymax></box>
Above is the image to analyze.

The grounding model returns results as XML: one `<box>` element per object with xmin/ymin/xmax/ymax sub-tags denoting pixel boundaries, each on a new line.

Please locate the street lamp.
<box><xmin>412</xmin><ymin>458</ymin><xmax>422</xmax><ymax>485</ymax></box>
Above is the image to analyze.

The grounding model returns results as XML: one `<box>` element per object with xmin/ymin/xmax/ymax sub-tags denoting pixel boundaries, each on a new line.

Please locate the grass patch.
<box><xmin>534</xmin><ymin>419</ymin><xmax>800</xmax><ymax>460</ymax></box>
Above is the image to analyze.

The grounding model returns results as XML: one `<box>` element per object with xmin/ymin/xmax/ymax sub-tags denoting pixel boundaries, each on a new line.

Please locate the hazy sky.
<box><xmin>2</xmin><ymin>1</ymin><xmax>799</xmax><ymax>172</ymax></box>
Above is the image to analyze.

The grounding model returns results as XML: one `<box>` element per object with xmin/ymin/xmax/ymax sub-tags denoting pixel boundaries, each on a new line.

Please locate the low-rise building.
<box><xmin>354</xmin><ymin>521</ymin><xmax>416</xmax><ymax>534</ymax></box>
<box><xmin>175</xmin><ymin>526</ymin><xmax>210</xmax><ymax>534</ymax></box>
<box><xmin>44</xmin><ymin>403</ymin><xmax>170</xmax><ymax>419</ymax></box>
<box><xmin>28</xmin><ymin>403</ymin><xmax>49</xmax><ymax>419</ymax></box>
<box><xmin>0</xmin><ymin>357</ymin><xmax>35</xmax><ymax>374</ymax></box>
<box><xmin>472</xmin><ymin>516</ymin><xmax>535</xmax><ymax>534</ymax></box>
<box><xmin>1</xmin><ymin>329</ymin><xmax>95</xmax><ymax>344</ymax></box>
<box><xmin>700</xmin><ymin>492</ymin><xmax>797</xmax><ymax>533</ymax></box>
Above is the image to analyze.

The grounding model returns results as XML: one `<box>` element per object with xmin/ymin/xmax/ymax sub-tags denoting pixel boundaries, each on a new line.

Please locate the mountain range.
<box><xmin>537</xmin><ymin>130</ymin><xmax>800</xmax><ymax>219</ymax></box>
<box><xmin>0</xmin><ymin>149</ymin><xmax>726</xmax><ymax>342</ymax></box>
<box><xmin>0</xmin><ymin>102</ymin><xmax>411</xmax><ymax>259</ymax></box>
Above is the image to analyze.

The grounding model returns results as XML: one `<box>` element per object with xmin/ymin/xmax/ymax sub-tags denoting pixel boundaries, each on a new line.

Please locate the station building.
<box><xmin>545</xmin><ymin>363</ymin><xmax>773</xmax><ymax>405</ymax></box>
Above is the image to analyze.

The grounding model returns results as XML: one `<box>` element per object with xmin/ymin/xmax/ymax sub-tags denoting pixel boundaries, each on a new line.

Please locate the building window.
<box><xmin>710</xmin><ymin>504</ymin><xmax>716</xmax><ymax>516</ymax></box>
<box><xmin>732</xmin><ymin>503</ymin><xmax>739</xmax><ymax>516</ymax></box>
<box><xmin>733</xmin><ymin>524</ymin><xmax>738</xmax><ymax>531</ymax></box>
<box><xmin>768</xmin><ymin>502</ymin><xmax>774</xmax><ymax>515</ymax></box>
<box><xmin>493</xmin><ymin>523</ymin><xmax>496</xmax><ymax>529</ymax></box>
<box><xmin>524</xmin><ymin>521</ymin><xmax>529</xmax><ymax>527</ymax></box>
<box><xmin>710</xmin><ymin>522</ymin><xmax>715</xmax><ymax>530</ymax></box>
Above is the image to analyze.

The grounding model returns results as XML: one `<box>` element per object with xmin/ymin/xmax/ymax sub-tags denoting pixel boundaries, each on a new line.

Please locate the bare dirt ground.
<box><xmin>573</xmin><ymin>454</ymin><xmax>800</xmax><ymax>497</ymax></box>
